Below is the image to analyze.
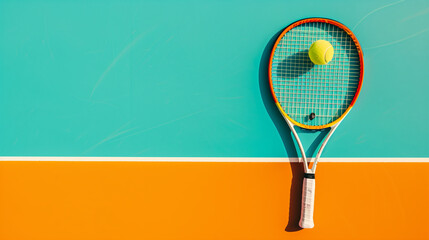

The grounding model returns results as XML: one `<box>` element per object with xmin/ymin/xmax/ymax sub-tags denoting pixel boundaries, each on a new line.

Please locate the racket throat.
<box><xmin>304</xmin><ymin>160</ymin><xmax>316</xmax><ymax>174</ymax></box>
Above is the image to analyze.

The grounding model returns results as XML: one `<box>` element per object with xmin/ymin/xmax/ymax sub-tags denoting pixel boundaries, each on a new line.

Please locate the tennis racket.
<box><xmin>268</xmin><ymin>18</ymin><xmax>364</xmax><ymax>228</ymax></box>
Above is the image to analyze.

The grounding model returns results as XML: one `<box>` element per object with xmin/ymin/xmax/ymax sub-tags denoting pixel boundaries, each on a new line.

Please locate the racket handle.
<box><xmin>299</xmin><ymin>173</ymin><xmax>316</xmax><ymax>229</ymax></box>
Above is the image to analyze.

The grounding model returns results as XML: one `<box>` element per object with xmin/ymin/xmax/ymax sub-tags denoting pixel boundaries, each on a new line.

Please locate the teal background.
<box><xmin>0</xmin><ymin>0</ymin><xmax>428</xmax><ymax>157</ymax></box>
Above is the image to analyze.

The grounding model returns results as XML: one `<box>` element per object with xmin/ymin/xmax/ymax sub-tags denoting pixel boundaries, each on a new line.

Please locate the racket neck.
<box><xmin>285</xmin><ymin>116</ymin><xmax>341</xmax><ymax>173</ymax></box>
<box><xmin>311</xmin><ymin>123</ymin><xmax>340</xmax><ymax>171</ymax></box>
<box><xmin>283</xmin><ymin>117</ymin><xmax>311</xmax><ymax>173</ymax></box>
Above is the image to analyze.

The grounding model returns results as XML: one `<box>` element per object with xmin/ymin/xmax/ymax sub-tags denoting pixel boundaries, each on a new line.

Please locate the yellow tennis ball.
<box><xmin>308</xmin><ymin>40</ymin><xmax>334</xmax><ymax>65</ymax></box>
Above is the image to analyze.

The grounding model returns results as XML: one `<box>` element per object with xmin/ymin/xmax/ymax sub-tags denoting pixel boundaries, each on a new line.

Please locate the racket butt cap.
<box><xmin>299</xmin><ymin>220</ymin><xmax>315</xmax><ymax>229</ymax></box>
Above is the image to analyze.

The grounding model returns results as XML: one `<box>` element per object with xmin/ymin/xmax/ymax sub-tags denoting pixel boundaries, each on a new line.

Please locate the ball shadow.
<box><xmin>273</xmin><ymin>50</ymin><xmax>313</xmax><ymax>79</ymax></box>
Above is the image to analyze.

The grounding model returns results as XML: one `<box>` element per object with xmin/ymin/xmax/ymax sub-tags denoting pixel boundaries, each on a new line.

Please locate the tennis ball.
<box><xmin>308</xmin><ymin>40</ymin><xmax>334</xmax><ymax>65</ymax></box>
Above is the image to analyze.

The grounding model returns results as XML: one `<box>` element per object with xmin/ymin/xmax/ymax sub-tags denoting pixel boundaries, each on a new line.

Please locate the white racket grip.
<box><xmin>299</xmin><ymin>174</ymin><xmax>316</xmax><ymax>229</ymax></box>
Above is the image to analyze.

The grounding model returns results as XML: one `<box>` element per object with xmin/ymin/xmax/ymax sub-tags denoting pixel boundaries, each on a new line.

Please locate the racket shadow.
<box><xmin>258</xmin><ymin>30</ymin><xmax>315</xmax><ymax>232</ymax></box>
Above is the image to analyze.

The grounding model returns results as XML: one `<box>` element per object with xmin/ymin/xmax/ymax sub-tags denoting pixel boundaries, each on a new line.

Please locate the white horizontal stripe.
<box><xmin>0</xmin><ymin>157</ymin><xmax>427</xmax><ymax>163</ymax></box>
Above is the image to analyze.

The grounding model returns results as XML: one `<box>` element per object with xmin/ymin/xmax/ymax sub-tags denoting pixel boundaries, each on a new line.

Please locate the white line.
<box><xmin>0</xmin><ymin>157</ymin><xmax>427</xmax><ymax>163</ymax></box>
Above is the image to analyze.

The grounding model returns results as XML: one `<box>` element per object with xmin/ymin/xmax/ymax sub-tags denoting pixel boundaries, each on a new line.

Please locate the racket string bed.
<box><xmin>271</xmin><ymin>22</ymin><xmax>360</xmax><ymax>127</ymax></box>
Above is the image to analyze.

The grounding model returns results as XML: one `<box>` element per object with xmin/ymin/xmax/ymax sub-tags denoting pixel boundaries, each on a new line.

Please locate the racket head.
<box><xmin>268</xmin><ymin>18</ymin><xmax>364</xmax><ymax>130</ymax></box>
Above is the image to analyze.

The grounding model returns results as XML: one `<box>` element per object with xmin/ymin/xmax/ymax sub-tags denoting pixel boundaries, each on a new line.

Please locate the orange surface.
<box><xmin>0</xmin><ymin>161</ymin><xmax>428</xmax><ymax>240</ymax></box>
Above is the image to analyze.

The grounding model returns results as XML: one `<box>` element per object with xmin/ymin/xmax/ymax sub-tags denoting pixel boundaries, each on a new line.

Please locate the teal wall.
<box><xmin>0</xmin><ymin>0</ymin><xmax>428</xmax><ymax>157</ymax></box>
